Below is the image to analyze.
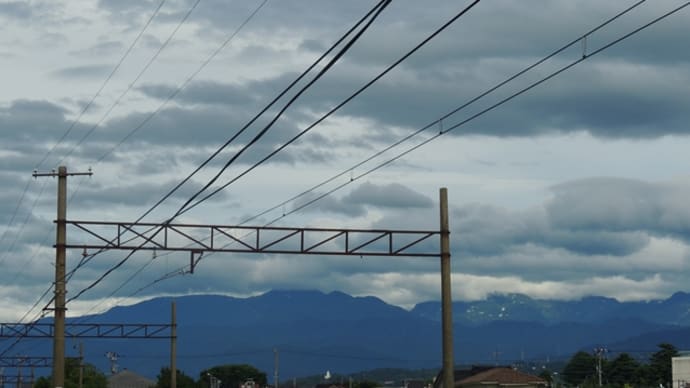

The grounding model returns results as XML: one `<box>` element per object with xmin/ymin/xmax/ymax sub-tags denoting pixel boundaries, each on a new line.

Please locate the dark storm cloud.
<box><xmin>51</xmin><ymin>64</ymin><xmax>112</xmax><ymax>79</ymax></box>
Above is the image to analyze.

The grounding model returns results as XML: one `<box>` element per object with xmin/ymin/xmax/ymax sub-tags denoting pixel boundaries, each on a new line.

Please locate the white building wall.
<box><xmin>672</xmin><ymin>356</ymin><xmax>690</xmax><ymax>388</ymax></box>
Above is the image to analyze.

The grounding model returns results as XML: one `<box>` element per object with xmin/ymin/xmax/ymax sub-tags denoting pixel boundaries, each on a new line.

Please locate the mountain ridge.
<box><xmin>22</xmin><ymin>289</ymin><xmax>690</xmax><ymax>381</ymax></box>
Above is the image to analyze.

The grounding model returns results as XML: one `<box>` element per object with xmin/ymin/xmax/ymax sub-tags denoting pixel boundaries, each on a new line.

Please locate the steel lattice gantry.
<box><xmin>0</xmin><ymin>356</ymin><xmax>51</xmax><ymax>368</ymax></box>
<box><xmin>0</xmin><ymin>323</ymin><xmax>172</xmax><ymax>339</ymax></box>
<box><xmin>63</xmin><ymin>220</ymin><xmax>440</xmax><ymax>257</ymax></box>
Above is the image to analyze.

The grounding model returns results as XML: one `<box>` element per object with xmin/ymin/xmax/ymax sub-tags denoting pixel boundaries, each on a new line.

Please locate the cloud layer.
<box><xmin>1</xmin><ymin>0</ymin><xmax>689</xmax><ymax>319</ymax></box>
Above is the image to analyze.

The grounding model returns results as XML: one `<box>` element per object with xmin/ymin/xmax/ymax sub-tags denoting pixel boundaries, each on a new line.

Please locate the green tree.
<box><xmin>155</xmin><ymin>367</ymin><xmax>198</xmax><ymax>388</ymax></box>
<box><xmin>33</xmin><ymin>357</ymin><xmax>108</xmax><ymax>388</ymax></box>
<box><xmin>648</xmin><ymin>343</ymin><xmax>679</xmax><ymax>387</ymax></box>
<box><xmin>538</xmin><ymin>370</ymin><xmax>553</xmax><ymax>386</ymax></box>
<box><xmin>200</xmin><ymin>364</ymin><xmax>267</xmax><ymax>388</ymax></box>
<box><xmin>562</xmin><ymin>351</ymin><xmax>597</xmax><ymax>387</ymax></box>
<box><xmin>605</xmin><ymin>353</ymin><xmax>640</xmax><ymax>387</ymax></box>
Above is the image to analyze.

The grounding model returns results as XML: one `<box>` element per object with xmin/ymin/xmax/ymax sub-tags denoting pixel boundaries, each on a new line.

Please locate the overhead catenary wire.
<box><xmin>65</xmin><ymin>0</ymin><xmax>394</xmax><ymax>306</ymax></box>
<box><xmin>46</xmin><ymin>0</ymin><xmax>272</xmax><ymax>308</ymax></box>
<box><xmin>61</xmin><ymin>0</ymin><xmax>270</xmax><ymax>266</ymax></box>
<box><xmin>177</xmin><ymin>0</ymin><xmax>482</xmax><ymax>217</ymax></box>
<box><xmin>172</xmin><ymin>0</ymin><xmax>395</xmax><ymax>219</ymax></box>
<box><xmin>75</xmin><ymin>0</ymin><xmax>487</xmax><ymax>311</ymax></box>
<box><xmin>130</xmin><ymin>0</ymin><xmax>381</xmax><ymax>224</ymax></box>
<box><xmin>0</xmin><ymin>0</ymin><xmax>169</xmax><ymax>344</ymax></box>
<box><xmin>64</xmin><ymin>0</ymin><xmax>382</xmax><ymax>314</ymax></box>
<box><xmin>0</xmin><ymin>0</ymin><xmax>171</xmax><ymax>326</ymax></box>
<box><xmin>60</xmin><ymin>0</ymin><xmax>687</xmax><ymax>333</ymax></box>
<box><xmin>109</xmin><ymin>0</ymin><xmax>681</xmax><ymax>303</ymax></box>
<box><xmin>36</xmin><ymin>0</ymin><xmax>168</xmax><ymax>170</ymax></box>
<box><xmin>57</xmin><ymin>0</ymin><xmax>202</xmax><ymax>167</ymax></box>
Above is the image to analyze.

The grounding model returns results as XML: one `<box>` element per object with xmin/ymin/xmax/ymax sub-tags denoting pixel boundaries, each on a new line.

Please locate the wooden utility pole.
<box><xmin>440</xmin><ymin>188</ymin><xmax>454</xmax><ymax>388</ymax></box>
<box><xmin>33</xmin><ymin>166</ymin><xmax>92</xmax><ymax>388</ymax></box>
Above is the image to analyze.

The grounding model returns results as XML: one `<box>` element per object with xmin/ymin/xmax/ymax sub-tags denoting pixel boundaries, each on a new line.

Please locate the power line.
<box><xmin>57</xmin><ymin>0</ymin><xmax>202</xmax><ymax>167</ymax></box>
<box><xmin>71</xmin><ymin>0</ymin><xmax>483</xmax><ymax>311</ymax></box>
<box><xmin>114</xmin><ymin>0</ymin><xmax>676</xmax><ymax>302</ymax></box>
<box><xmin>36</xmin><ymin>0</ymin><xmax>168</xmax><ymax>170</ymax></box>
<box><xmin>172</xmin><ymin>0</ymin><xmax>394</xmax><ymax>218</ymax></box>
<box><xmin>131</xmin><ymin>0</ymin><xmax>377</xmax><ymax>223</ymax></box>
<box><xmin>61</xmin><ymin>0</ymin><xmax>687</xmax><ymax>328</ymax></box>
<box><xmin>0</xmin><ymin>0</ymin><xmax>169</xmax><ymax>350</ymax></box>
<box><xmin>178</xmin><ymin>0</ymin><xmax>482</xmax><ymax>217</ymax></box>
<box><xmin>64</xmin><ymin>0</ymin><xmax>395</xmax><ymax>306</ymax></box>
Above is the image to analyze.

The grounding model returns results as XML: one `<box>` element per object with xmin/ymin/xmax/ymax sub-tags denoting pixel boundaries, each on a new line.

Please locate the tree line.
<box><xmin>559</xmin><ymin>343</ymin><xmax>679</xmax><ymax>388</ymax></box>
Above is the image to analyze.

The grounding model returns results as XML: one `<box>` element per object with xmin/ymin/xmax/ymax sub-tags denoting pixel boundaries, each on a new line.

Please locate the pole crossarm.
<box><xmin>0</xmin><ymin>323</ymin><xmax>172</xmax><ymax>339</ymax></box>
<box><xmin>64</xmin><ymin>221</ymin><xmax>441</xmax><ymax>257</ymax></box>
<box><xmin>0</xmin><ymin>356</ymin><xmax>51</xmax><ymax>368</ymax></box>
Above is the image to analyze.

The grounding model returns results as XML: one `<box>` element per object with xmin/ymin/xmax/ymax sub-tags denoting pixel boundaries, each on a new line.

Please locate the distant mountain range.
<box><xmin>18</xmin><ymin>290</ymin><xmax>690</xmax><ymax>381</ymax></box>
<box><xmin>413</xmin><ymin>291</ymin><xmax>690</xmax><ymax>325</ymax></box>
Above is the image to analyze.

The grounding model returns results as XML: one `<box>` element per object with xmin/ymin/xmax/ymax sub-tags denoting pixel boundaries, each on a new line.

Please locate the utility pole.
<box><xmin>274</xmin><ymin>348</ymin><xmax>279</xmax><ymax>388</ymax></box>
<box><xmin>594</xmin><ymin>347</ymin><xmax>606</xmax><ymax>387</ymax></box>
<box><xmin>78</xmin><ymin>342</ymin><xmax>84</xmax><ymax>388</ymax></box>
<box><xmin>171</xmin><ymin>301</ymin><xmax>177</xmax><ymax>388</ymax></box>
<box><xmin>440</xmin><ymin>188</ymin><xmax>454</xmax><ymax>388</ymax></box>
<box><xmin>33</xmin><ymin>166</ymin><xmax>92</xmax><ymax>388</ymax></box>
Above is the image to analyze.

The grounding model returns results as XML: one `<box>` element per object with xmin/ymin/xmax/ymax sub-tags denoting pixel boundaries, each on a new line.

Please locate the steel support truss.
<box><xmin>0</xmin><ymin>323</ymin><xmax>172</xmax><ymax>339</ymax></box>
<box><xmin>0</xmin><ymin>356</ymin><xmax>51</xmax><ymax>368</ymax></box>
<box><xmin>63</xmin><ymin>220</ymin><xmax>440</xmax><ymax>257</ymax></box>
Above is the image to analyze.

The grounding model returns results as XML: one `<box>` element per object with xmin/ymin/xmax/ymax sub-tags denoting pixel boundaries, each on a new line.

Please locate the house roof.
<box><xmin>456</xmin><ymin>367</ymin><xmax>547</xmax><ymax>386</ymax></box>
<box><xmin>108</xmin><ymin>369</ymin><xmax>156</xmax><ymax>388</ymax></box>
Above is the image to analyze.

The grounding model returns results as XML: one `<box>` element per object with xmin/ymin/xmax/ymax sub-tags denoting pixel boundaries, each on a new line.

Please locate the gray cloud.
<box><xmin>448</xmin><ymin>177</ymin><xmax>690</xmax><ymax>263</ymax></box>
<box><xmin>70</xmin><ymin>40</ymin><xmax>124</xmax><ymax>57</ymax></box>
<box><xmin>343</xmin><ymin>182</ymin><xmax>433</xmax><ymax>209</ymax></box>
<box><xmin>0</xmin><ymin>2</ymin><xmax>31</xmax><ymax>20</ymax></box>
<box><xmin>51</xmin><ymin>64</ymin><xmax>112</xmax><ymax>79</ymax></box>
<box><xmin>548</xmin><ymin>177</ymin><xmax>690</xmax><ymax>239</ymax></box>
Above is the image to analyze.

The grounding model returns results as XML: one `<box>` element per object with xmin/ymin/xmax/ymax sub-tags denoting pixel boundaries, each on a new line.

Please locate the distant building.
<box><xmin>434</xmin><ymin>366</ymin><xmax>547</xmax><ymax>388</ymax></box>
<box><xmin>108</xmin><ymin>369</ymin><xmax>156</xmax><ymax>388</ymax></box>
<box><xmin>673</xmin><ymin>354</ymin><xmax>690</xmax><ymax>388</ymax></box>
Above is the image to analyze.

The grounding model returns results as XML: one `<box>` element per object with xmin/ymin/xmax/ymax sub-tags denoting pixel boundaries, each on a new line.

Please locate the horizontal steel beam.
<box><xmin>0</xmin><ymin>356</ymin><xmax>51</xmax><ymax>368</ymax></box>
<box><xmin>63</xmin><ymin>220</ymin><xmax>441</xmax><ymax>257</ymax></box>
<box><xmin>0</xmin><ymin>323</ymin><xmax>173</xmax><ymax>339</ymax></box>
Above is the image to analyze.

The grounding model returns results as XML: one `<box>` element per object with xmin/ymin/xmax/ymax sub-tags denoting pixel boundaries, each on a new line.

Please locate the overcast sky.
<box><xmin>1</xmin><ymin>0</ymin><xmax>690</xmax><ymax>321</ymax></box>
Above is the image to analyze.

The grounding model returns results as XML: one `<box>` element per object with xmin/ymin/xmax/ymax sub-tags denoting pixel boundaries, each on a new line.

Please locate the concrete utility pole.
<box><xmin>274</xmin><ymin>348</ymin><xmax>279</xmax><ymax>388</ymax></box>
<box><xmin>171</xmin><ymin>301</ymin><xmax>177</xmax><ymax>388</ymax></box>
<box><xmin>33</xmin><ymin>166</ymin><xmax>92</xmax><ymax>388</ymax></box>
<box><xmin>78</xmin><ymin>342</ymin><xmax>84</xmax><ymax>388</ymax></box>
<box><xmin>440</xmin><ymin>188</ymin><xmax>454</xmax><ymax>388</ymax></box>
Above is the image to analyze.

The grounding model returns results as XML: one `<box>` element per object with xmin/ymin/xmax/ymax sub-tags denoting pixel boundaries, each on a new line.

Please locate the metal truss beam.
<box><xmin>0</xmin><ymin>323</ymin><xmax>172</xmax><ymax>339</ymax></box>
<box><xmin>63</xmin><ymin>220</ymin><xmax>441</xmax><ymax>257</ymax></box>
<box><xmin>0</xmin><ymin>356</ymin><xmax>51</xmax><ymax>368</ymax></box>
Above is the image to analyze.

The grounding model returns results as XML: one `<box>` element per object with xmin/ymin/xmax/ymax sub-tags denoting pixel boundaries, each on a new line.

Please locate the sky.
<box><xmin>1</xmin><ymin>0</ymin><xmax>690</xmax><ymax>321</ymax></box>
